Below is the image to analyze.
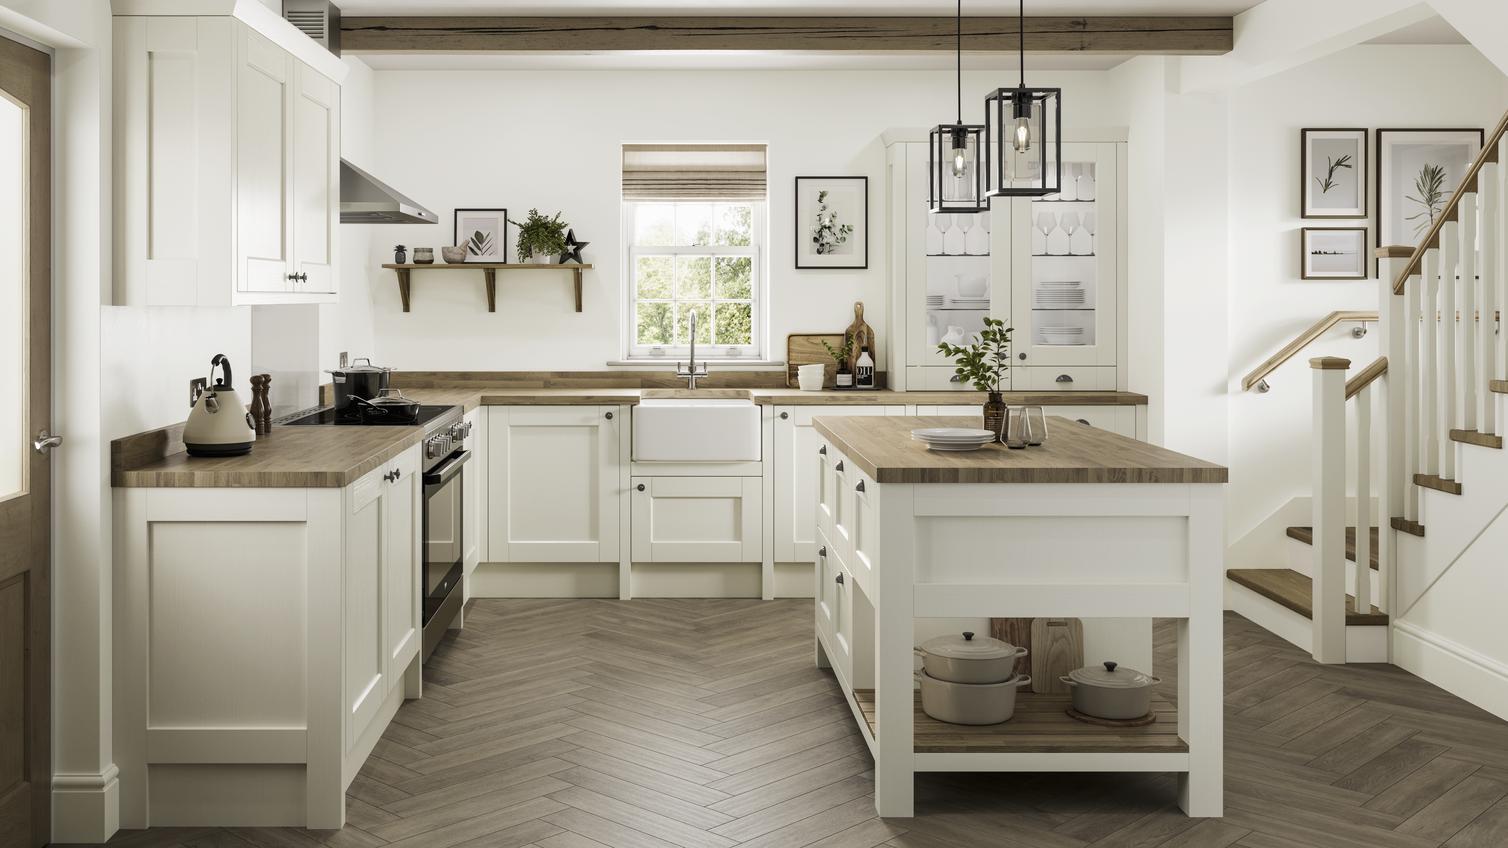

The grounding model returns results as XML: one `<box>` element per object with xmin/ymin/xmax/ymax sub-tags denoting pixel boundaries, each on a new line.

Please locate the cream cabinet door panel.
<box><xmin>292</xmin><ymin>61</ymin><xmax>338</xmax><ymax>294</ymax></box>
<box><xmin>773</xmin><ymin>405</ymin><xmax>903</xmax><ymax>563</ymax></box>
<box><xmin>236</xmin><ymin>26</ymin><xmax>292</xmax><ymax>293</ymax></box>
<box><xmin>488</xmin><ymin>406</ymin><xmax>621</xmax><ymax>563</ymax></box>
<box><xmin>383</xmin><ymin>448</ymin><xmax>421</xmax><ymax>675</ymax></box>
<box><xmin>631</xmin><ymin>476</ymin><xmax>761</xmax><ymax>563</ymax></box>
<box><xmin>344</xmin><ymin>465</ymin><xmax>387</xmax><ymax>749</ymax></box>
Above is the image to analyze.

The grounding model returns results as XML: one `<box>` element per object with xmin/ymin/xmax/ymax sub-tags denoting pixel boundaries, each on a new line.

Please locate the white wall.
<box><xmin>319</xmin><ymin>55</ymin><xmax>378</xmax><ymax>374</ymax></box>
<box><xmin>1224</xmin><ymin>45</ymin><xmax>1508</xmax><ymax>566</ymax></box>
<box><xmin>357</xmin><ymin>69</ymin><xmax>1121</xmax><ymax>372</ymax></box>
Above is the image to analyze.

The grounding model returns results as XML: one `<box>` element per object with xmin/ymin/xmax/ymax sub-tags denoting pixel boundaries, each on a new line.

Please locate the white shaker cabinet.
<box><xmin>630</xmin><ymin>476</ymin><xmax>762</xmax><ymax>563</ymax></box>
<box><xmin>113</xmin><ymin>12</ymin><xmax>343</xmax><ymax>306</ymax></box>
<box><xmin>487</xmin><ymin>406</ymin><xmax>625</xmax><ymax>563</ymax></box>
<box><xmin>772</xmin><ymin>405</ymin><xmax>904</xmax><ymax>563</ymax></box>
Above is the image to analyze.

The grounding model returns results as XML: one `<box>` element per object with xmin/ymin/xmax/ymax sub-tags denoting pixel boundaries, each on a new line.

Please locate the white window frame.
<box><xmin>622</xmin><ymin>201</ymin><xmax>767</xmax><ymax>361</ymax></box>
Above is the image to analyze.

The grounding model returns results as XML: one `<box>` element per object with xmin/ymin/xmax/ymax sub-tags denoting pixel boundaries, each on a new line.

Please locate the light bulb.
<box><xmin>951</xmin><ymin>145</ymin><xmax>968</xmax><ymax>177</ymax></box>
<box><xmin>1013</xmin><ymin>116</ymin><xmax>1032</xmax><ymax>153</ymax></box>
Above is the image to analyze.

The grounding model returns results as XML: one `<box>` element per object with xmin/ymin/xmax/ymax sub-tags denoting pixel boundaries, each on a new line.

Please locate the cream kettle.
<box><xmin>183</xmin><ymin>354</ymin><xmax>256</xmax><ymax>457</ymax></box>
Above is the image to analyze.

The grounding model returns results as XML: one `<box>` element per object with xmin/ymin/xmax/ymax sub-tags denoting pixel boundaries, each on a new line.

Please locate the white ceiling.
<box><xmin>338</xmin><ymin>0</ymin><xmax>1265</xmax><ymax>15</ymax></box>
<box><xmin>1365</xmin><ymin>15</ymin><xmax>1468</xmax><ymax>45</ymax></box>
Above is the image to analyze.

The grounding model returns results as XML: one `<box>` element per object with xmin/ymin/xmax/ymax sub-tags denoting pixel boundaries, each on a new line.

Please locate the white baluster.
<box><xmin>1461</xmin><ymin>196</ymin><xmax>1479</xmax><ymax>433</ymax></box>
<box><xmin>1402</xmin><ymin>268</ymin><xmax>1420</xmax><ymax>523</ymax></box>
<box><xmin>1440</xmin><ymin>221</ymin><xmax>1458</xmax><ymax>481</ymax></box>
<box><xmin>1421</xmin><ymin>248</ymin><xmax>1440</xmax><ymax>479</ymax></box>
<box><xmin>1354</xmin><ymin>384</ymin><xmax>1372</xmax><ymax>616</ymax></box>
<box><xmin>1482</xmin><ymin>164</ymin><xmax>1499</xmax><ymax>434</ymax></box>
<box><xmin>1311</xmin><ymin>357</ymin><xmax>1349</xmax><ymax>664</ymax></box>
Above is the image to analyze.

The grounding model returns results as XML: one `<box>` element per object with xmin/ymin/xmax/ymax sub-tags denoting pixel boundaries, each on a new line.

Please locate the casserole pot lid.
<box><xmin>1068</xmin><ymin>661</ymin><xmax>1155</xmax><ymax>689</ymax></box>
<box><xmin>328</xmin><ymin>356</ymin><xmax>389</xmax><ymax>375</ymax></box>
<box><xmin>918</xmin><ymin>631</ymin><xmax>1018</xmax><ymax>661</ymax></box>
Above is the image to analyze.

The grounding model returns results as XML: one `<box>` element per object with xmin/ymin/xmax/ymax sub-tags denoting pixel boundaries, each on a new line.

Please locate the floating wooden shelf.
<box><xmin>381</xmin><ymin>263</ymin><xmax>593</xmax><ymax>313</ymax></box>
<box><xmin>852</xmin><ymin>689</ymin><xmax>1187</xmax><ymax>755</ymax></box>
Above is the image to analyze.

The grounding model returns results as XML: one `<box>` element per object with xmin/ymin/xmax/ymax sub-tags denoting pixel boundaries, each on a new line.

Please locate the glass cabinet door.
<box><xmin>1010</xmin><ymin>141</ymin><xmax>1118</xmax><ymax>369</ymax></box>
<box><xmin>905</xmin><ymin>143</ymin><xmax>1009</xmax><ymax>382</ymax></box>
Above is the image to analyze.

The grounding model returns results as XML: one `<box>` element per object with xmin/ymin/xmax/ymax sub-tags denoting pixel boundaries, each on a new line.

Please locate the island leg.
<box><xmin>873</xmin><ymin>485</ymin><xmax>915</xmax><ymax>817</ymax></box>
<box><xmin>1177</xmin><ymin>487</ymin><xmax>1224</xmax><ymax>816</ymax></box>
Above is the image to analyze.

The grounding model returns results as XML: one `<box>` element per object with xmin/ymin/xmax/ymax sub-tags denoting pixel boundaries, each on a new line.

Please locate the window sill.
<box><xmin>606</xmin><ymin>359</ymin><xmax>787</xmax><ymax>368</ymax></box>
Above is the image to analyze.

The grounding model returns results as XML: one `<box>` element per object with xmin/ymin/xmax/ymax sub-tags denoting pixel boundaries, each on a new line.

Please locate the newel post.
<box><xmin>1311</xmin><ymin>356</ymin><xmax>1350</xmax><ymax>664</ymax></box>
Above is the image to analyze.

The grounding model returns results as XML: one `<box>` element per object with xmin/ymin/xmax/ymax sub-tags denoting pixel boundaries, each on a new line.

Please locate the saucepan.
<box><xmin>351</xmin><ymin>388</ymin><xmax>421</xmax><ymax>425</ymax></box>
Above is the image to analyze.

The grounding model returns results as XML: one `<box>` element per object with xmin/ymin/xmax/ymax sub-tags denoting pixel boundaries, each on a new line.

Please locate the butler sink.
<box><xmin>633</xmin><ymin>395</ymin><xmax>761</xmax><ymax>462</ymax></box>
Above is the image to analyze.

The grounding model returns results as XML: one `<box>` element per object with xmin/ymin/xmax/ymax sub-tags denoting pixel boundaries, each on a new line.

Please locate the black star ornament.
<box><xmin>559</xmin><ymin>229</ymin><xmax>590</xmax><ymax>264</ymax></box>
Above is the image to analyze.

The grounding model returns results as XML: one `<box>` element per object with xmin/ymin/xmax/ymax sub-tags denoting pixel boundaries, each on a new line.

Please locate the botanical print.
<box><xmin>1406</xmin><ymin>163</ymin><xmax>1448</xmax><ymax>236</ymax></box>
<box><xmin>1302</xmin><ymin>129</ymin><xmax>1365</xmax><ymax>219</ymax></box>
<box><xmin>1315</xmin><ymin>153</ymin><xmax>1352</xmax><ymax>195</ymax></box>
<box><xmin>453</xmin><ymin>208</ymin><xmax>508</xmax><ymax>263</ymax></box>
<box><xmin>1376</xmin><ymin>130</ymin><xmax>1481</xmax><ymax>271</ymax></box>
<box><xmin>811</xmin><ymin>191</ymin><xmax>853</xmax><ymax>255</ymax></box>
<box><xmin>795</xmin><ymin>177</ymin><xmax>868</xmax><ymax>269</ymax></box>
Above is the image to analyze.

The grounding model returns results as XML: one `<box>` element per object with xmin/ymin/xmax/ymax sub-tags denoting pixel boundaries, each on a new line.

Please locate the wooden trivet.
<box><xmin>1065</xmin><ymin>707</ymin><xmax>1156</xmax><ymax>727</ymax></box>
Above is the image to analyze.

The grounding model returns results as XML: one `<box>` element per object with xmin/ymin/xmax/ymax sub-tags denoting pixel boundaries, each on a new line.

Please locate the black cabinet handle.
<box><xmin>1077</xmin><ymin>418</ymin><xmax>1091</xmax><ymax>426</ymax></box>
<box><xmin>392</xmin><ymin>468</ymin><xmax>401</xmax><ymax>481</ymax></box>
<box><xmin>818</xmin><ymin>445</ymin><xmax>827</xmax><ymax>456</ymax></box>
<box><xmin>1056</xmin><ymin>374</ymin><xmax>1074</xmax><ymax>383</ymax></box>
<box><xmin>835</xmin><ymin>460</ymin><xmax>844</xmax><ymax>472</ymax></box>
<box><xmin>950</xmin><ymin>374</ymin><xmax>963</xmax><ymax>382</ymax></box>
<box><xmin>779</xmin><ymin>412</ymin><xmax>789</xmax><ymax>420</ymax></box>
<box><xmin>855</xmin><ymin>480</ymin><xmax>865</xmax><ymax>493</ymax></box>
<box><xmin>818</xmin><ymin>546</ymin><xmax>827</xmax><ymax>558</ymax></box>
<box><xmin>1018</xmin><ymin>352</ymin><xmax>1028</xmax><ymax>360</ymax></box>
<box><xmin>636</xmin><ymin>483</ymin><xmax>646</xmax><ymax>492</ymax></box>
<box><xmin>835</xmin><ymin>573</ymin><xmax>845</xmax><ymax>585</ymax></box>
<box><xmin>605</xmin><ymin>411</ymin><xmax>613</xmax><ymax>420</ymax></box>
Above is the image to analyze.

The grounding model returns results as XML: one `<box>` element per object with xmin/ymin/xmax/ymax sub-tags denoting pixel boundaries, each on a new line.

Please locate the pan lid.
<box><xmin>918</xmin><ymin>631</ymin><xmax>1019</xmax><ymax>661</ymax></box>
<box><xmin>327</xmin><ymin>356</ymin><xmax>389</xmax><ymax>375</ymax></box>
<box><xmin>1067</xmin><ymin>661</ymin><xmax>1157</xmax><ymax>689</ymax></box>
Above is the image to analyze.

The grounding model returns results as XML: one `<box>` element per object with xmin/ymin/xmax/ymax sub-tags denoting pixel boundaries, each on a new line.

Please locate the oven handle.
<box><xmin>423</xmin><ymin>450</ymin><xmax>471</xmax><ymax>486</ymax></box>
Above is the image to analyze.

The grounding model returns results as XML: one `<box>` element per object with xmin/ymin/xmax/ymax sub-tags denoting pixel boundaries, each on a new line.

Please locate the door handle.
<box><xmin>855</xmin><ymin>480</ymin><xmax>865</xmax><ymax>493</ymax></box>
<box><xmin>779</xmin><ymin>412</ymin><xmax>789</xmax><ymax>420</ymax></box>
<box><xmin>32</xmin><ymin>430</ymin><xmax>63</xmax><ymax>455</ymax></box>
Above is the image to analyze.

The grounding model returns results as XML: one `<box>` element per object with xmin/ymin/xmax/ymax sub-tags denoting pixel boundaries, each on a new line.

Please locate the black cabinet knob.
<box><xmin>636</xmin><ymin>483</ymin><xmax>646</xmax><ymax>492</ymax></box>
<box><xmin>818</xmin><ymin>546</ymin><xmax>827</xmax><ymax>558</ymax></box>
<box><xmin>835</xmin><ymin>460</ymin><xmax>844</xmax><ymax>472</ymax></box>
<box><xmin>835</xmin><ymin>573</ymin><xmax>845</xmax><ymax>585</ymax></box>
<box><xmin>1018</xmin><ymin>352</ymin><xmax>1028</xmax><ymax>360</ymax></box>
<box><xmin>818</xmin><ymin>445</ymin><xmax>827</xmax><ymax>455</ymax></box>
<box><xmin>855</xmin><ymin>480</ymin><xmax>865</xmax><ymax>493</ymax></box>
<box><xmin>779</xmin><ymin>412</ymin><xmax>789</xmax><ymax>420</ymax></box>
<box><xmin>605</xmin><ymin>411</ymin><xmax>614</xmax><ymax>420</ymax></box>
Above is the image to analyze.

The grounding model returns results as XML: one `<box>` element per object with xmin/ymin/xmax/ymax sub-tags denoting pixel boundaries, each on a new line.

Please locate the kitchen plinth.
<box><xmin>810</xmin><ymin>415</ymin><xmax>1227</xmax><ymax>818</ymax></box>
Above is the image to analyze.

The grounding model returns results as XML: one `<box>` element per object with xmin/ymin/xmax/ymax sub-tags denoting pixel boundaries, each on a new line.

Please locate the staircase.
<box><xmin>1227</xmin><ymin>107</ymin><xmax>1508</xmax><ymax>712</ymax></box>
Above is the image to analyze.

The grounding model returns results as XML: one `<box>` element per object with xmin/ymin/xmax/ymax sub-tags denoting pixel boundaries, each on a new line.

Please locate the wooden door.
<box><xmin>236</xmin><ymin>25</ymin><xmax>292</xmax><ymax>293</ymax></box>
<box><xmin>0</xmin><ymin>34</ymin><xmax>51</xmax><ymax>848</ymax></box>
<box><xmin>488</xmin><ymin>407</ymin><xmax>621</xmax><ymax>562</ymax></box>
<box><xmin>291</xmin><ymin>60</ymin><xmax>338</xmax><ymax>294</ymax></box>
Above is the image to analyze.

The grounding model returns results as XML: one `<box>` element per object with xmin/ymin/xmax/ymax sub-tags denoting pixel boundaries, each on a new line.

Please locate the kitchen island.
<box><xmin>809</xmin><ymin>416</ymin><xmax>1227</xmax><ymax>818</ymax></box>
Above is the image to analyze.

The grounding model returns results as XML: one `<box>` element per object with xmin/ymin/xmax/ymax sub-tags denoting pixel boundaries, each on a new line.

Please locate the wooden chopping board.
<box><xmin>1029</xmin><ymin>618</ymin><xmax>1084</xmax><ymax>695</ymax></box>
<box><xmin>786</xmin><ymin>333</ymin><xmax>845</xmax><ymax>388</ymax></box>
<box><xmin>989</xmin><ymin>618</ymin><xmax>1034</xmax><ymax>677</ymax></box>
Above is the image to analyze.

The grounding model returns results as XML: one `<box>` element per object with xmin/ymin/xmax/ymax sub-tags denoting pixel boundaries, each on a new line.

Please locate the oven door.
<box><xmin>422</xmin><ymin>449</ymin><xmax>469</xmax><ymax>624</ymax></box>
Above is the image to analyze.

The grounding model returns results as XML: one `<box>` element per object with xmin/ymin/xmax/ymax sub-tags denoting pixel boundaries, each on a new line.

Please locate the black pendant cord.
<box><xmin>1018</xmin><ymin>0</ymin><xmax>1025</xmax><ymax>87</ymax></box>
<box><xmin>954</xmin><ymin>0</ymin><xmax>962</xmax><ymax>123</ymax></box>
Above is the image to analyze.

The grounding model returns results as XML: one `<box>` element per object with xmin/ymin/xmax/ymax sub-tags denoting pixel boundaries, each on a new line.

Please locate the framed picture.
<box><xmin>1302</xmin><ymin>227</ymin><xmax>1367</xmax><ymax>280</ymax></box>
<box><xmin>795</xmin><ymin>176</ymin><xmax>868</xmax><ymax>269</ymax></box>
<box><xmin>1376</xmin><ymin>128</ymin><xmax>1483</xmax><ymax>271</ymax></box>
<box><xmin>453</xmin><ymin>208</ymin><xmax>508</xmax><ymax>263</ymax></box>
<box><xmin>1302</xmin><ymin>128</ymin><xmax>1366</xmax><ymax>218</ymax></box>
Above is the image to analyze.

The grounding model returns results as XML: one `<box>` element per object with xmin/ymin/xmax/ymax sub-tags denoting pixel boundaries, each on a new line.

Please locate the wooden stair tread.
<box><xmin>1414</xmin><ymin>473</ymin><xmax>1463</xmax><ymax>495</ymax></box>
<box><xmin>1450</xmin><ymin>429</ymin><xmax>1504</xmax><ymax>449</ymax></box>
<box><xmin>1391</xmin><ymin>516</ymin><xmax>1425</xmax><ymax>537</ymax></box>
<box><xmin>1227</xmin><ymin>568</ymin><xmax>1388</xmax><ymax>626</ymax></box>
<box><xmin>1285</xmin><ymin>526</ymin><xmax>1379</xmax><ymax>569</ymax></box>
<box><xmin>1491</xmin><ymin>379</ymin><xmax>1507</xmax><ymax>394</ymax></box>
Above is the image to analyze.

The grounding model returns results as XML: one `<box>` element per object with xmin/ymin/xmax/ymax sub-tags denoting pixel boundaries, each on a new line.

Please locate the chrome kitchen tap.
<box><xmin>676</xmin><ymin>309</ymin><xmax>709</xmax><ymax>389</ymax></box>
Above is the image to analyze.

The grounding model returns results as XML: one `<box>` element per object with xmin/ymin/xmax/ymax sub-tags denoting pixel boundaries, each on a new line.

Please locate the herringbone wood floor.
<box><xmin>99</xmin><ymin>601</ymin><xmax>1508</xmax><ymax>848</ymax></box>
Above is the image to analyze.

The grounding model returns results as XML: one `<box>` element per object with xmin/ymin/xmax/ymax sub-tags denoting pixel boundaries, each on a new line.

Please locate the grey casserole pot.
<box><xmin>1061</xmin><ymin>661</ymin><xmax>1161</xmax><ymax>720</ymax></box>
<box><xmin>916</xmin><ymin>670</ymin><xmax>1033</xmax><ymax>725</ymax></box>
<box><xmin>914</xmin><ymin>631</ymin><xmax>1028</xmax><ymax>684</ymax></box>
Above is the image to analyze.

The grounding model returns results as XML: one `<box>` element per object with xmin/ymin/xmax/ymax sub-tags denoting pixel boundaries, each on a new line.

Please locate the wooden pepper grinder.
<box><xmin>844</xmin><ymin>301</ymin><xmax>875</xmax><ymax>379</ymax></box>
<box><xmin>249</xmin><ymin>374</ymin><xmax>272</xmax><ymax>436</ymax></box>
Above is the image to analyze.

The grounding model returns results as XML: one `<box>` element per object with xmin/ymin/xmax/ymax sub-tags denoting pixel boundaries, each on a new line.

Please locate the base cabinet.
<box><xmin>773</xmin><ymin>405</ymin><xmax>905</xmax><ymax>563</ymax></box>
<box><xmin>631</xmin><ymin>476</ymin><xmax>762</xmax><ymax>563</ymax></box>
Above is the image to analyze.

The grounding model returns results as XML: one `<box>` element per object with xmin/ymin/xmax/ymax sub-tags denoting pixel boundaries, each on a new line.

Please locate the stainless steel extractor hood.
<box><xmin>340</xmin><ymin>160</ymin><xmax>438</xmax><ymax>225</ymax></box>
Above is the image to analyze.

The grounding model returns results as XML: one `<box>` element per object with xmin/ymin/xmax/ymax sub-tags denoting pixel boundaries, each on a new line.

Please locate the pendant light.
<box><xmin>927</xmin><ymin>0</ymin><xmax>987</xmax><ymax>213</ymax></box>
<box><xmin>985</xmin><ymin>0</ymin><xmax>1062</xmax><ymax>198</ymax></box>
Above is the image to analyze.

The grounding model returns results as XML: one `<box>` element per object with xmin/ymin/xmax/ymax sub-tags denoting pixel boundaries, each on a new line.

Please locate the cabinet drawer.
<box><xmin>912</xmin><ymin>366</ymin><xmax>1002</xmax><ymax>391</ymax></box>
<box><xmin>815</xmin><ymin>528</ymin><xmax>837</xmax><ymax>642</ymax></box>
<box><xmin>848</xmin><ymin>467</ymin><xmax>878</xmax><ymax>597</ymax></box>
<box><xmin>1043</xmin><ymin>406</ymin><xmax>1137</xmax><ymax>438</ymax></box>
<box><xmin>1017</xmin><ymin>366</ymin><xmax>1117</xmax><ymax>391</ymax></box>
<box><xmin>631</xmin><ymin>476</ymin><xmax>762</xmax><ymax>563</ymax></box>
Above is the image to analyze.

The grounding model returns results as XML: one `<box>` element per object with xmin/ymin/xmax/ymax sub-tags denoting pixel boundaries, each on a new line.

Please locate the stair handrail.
<box><xmin>1344</xmin><ymin>356</ymin><xmax>1387</xmax><ymax>400</ymax></box>
<box><xmin>1392</xmin><ymin>109</ymin><xmax>1508</xmax><ymax>295</ymax></box>
<box><xmin>1241</xmin><ymin>311</ymin><xmax>1379</xmax><ymax>392</ymax></box>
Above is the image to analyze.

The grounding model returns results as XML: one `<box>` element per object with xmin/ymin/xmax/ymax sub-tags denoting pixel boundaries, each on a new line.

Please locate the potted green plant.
<box><xmin>937</xmin><ymin>317</ymin><xmax>1013</xmax><ymax>440</ymax></box>
<box><xmin>820</xmin><ymin>333</ymin><xmax>856</xmax><ymax>389</ymax></box>
<box><xmin>509</xmin><ymin>209</ymin><xmax>569</xmax><ymax>263</ymax></box>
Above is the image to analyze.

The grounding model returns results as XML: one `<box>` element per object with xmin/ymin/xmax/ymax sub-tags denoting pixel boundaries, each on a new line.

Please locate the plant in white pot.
<box><xmin>510</xmin><ymin>209</ymin><xmax>569</xmax><ymax>264</ymax></box>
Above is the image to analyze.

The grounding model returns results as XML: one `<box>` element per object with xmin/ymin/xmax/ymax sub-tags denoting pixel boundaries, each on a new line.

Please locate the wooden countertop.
<box><xmin>399</xmin><ymin>387</ymin><xmax>1149</xmax><ymax>408</ymax></box>
<box><xmin>812</xmin><ymin>415</ymin><xmax>1227</xmax><ymax>484</ymax></box>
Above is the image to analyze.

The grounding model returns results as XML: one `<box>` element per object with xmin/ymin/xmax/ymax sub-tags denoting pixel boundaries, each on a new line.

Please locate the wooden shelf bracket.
<box><xmin>382</xmin><ymin>263</ymin><xmax>591</xmax><ymax>313</ymax></box>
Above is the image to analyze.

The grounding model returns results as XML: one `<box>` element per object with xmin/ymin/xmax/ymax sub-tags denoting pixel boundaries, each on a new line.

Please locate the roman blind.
<box><xmin>621</xmin><ymin>143</ymin><xmax>767</xmax><ymax>201</ymax></box>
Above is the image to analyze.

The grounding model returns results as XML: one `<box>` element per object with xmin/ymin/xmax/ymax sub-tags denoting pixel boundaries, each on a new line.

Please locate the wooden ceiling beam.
<box><xmin>340</xmin><ymin>16</ymin><xmax>1233</xmax><ymax>55</ymax></box>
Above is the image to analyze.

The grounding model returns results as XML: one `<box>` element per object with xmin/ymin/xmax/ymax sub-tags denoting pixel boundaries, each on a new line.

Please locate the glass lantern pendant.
<box><xmin>928</xmin><ymin>0</ymin><xmax>987</xmax><ymax>214</ymax></box>
<box><xmin>985</xmin><ymin>0</ymin><xmax>1062</xmax><ymax>198</ymax></box>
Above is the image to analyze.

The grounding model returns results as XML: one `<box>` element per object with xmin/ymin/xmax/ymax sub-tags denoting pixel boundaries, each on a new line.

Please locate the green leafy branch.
<box><xmin>937</xmin><ymin>317</ymin><xmax>1013</xmax><ymax>393</ymax></box>
<box><xmin>820</xmin><ymin>333</ymin><xmax>854</xmax><ymax>368</ymax></box>
<box><xmin>1315</xmin><ymin>153</ymin><xmax>1352</xmax><ymax>194</ymax></box>
<box><xmin>1405</xmin><ymin>163</ymin><xmax>1448</xmax><ymax>236</ymax></box>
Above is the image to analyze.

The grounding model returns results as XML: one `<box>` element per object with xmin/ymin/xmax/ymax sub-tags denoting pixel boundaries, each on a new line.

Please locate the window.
<box><xmin>626</xmin><ymin>201</ymin><xmax>764</xmax><ymax>359</ymax></box>
<box><xmin>621</xmin><ymin>143</ymin><xmax>767</xmax><ymax>360</ymax></box>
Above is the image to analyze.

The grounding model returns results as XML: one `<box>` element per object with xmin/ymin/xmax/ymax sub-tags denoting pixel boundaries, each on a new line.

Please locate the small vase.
<box><xmin>412</xmin><ymin>247</ymin><xmax>434</xmax><ymax>265</ymax></box>
<box><xmin>835</xmin><ymin>370</ymin><xmax>854</xmax><ymax>390</ymax></box>
<box><xmin>531</xmin><ymin>253</ymin><xmax>555</xmax><ymax>265</ymax></box>
<box><xmin>983</xmin><ymin>391</ymin><xmax>1007</xmax><ymax>443</ymax></box>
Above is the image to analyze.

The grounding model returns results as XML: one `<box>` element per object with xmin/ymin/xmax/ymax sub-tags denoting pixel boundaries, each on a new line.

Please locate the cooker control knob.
<box><xmin>425</xmin><ymin>440</ymin><xmax>438</xmax><ymax>458</ymax></box>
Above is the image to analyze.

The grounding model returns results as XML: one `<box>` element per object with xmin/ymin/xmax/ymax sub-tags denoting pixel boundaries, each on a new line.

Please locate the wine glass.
<box><xmin>1082</xmin><ymin>211</ymin><xmax>1097</xmax><ymax>255</ymax></box>
<box><xmin>1059</xmin><ymin>212</ymin><xmax>1081</xmax><ymax>256</ymax></box>
<box><xmin>1034</xmin><ymin>212</ymin><xmax>1057</xmax><ymax>257</ymax></box>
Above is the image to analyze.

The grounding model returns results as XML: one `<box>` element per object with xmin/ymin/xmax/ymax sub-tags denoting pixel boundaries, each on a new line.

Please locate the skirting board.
<box><xmin>1394</xmin><ymin>619</ymin><xmax>1508</xmax><ymax>723</ymax></box>
<box><xmin>52</xmin><ymin>765</ymin><xmax>121</xmax><ymax>844</ymax></box>
<box><xmin>469</xmin><ymin>561</ymin><xmax>816</xmax><ymax>599</ymax></box>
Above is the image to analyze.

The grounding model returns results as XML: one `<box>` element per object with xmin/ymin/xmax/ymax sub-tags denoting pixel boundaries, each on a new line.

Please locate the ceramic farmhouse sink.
<box><xmin>633</xmin><ymin>396</ymin><xmax>761</xmax><ymax>462</ymax></box>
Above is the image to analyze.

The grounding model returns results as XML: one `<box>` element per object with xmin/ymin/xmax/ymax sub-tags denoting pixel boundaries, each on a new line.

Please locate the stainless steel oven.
<box><xmin>420</xmin><ymin>415</ymin><xmax>471</xmax><ymax>661</ymax></box>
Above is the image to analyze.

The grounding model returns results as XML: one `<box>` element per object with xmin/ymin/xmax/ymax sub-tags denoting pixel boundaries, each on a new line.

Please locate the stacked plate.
<box><xmin>949</xmin><ymin>297</ymin><xmax>990</xmax><ymax>309</ymax></box>
<box><xmin>925</xmin><ymin>294</ymin><xmax>946</xmax><ymax>308</ymax></box>
<box><xmin>911</xmin><ymin>428</ymin><xmax>996</xmax><ymax>451</ymax></box>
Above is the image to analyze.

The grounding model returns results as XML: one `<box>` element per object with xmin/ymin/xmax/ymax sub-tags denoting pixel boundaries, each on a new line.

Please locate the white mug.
<box><xmin>797</xmin><ymin>363</ymin><xmax>827</xmax><ymax>391</ymax></box>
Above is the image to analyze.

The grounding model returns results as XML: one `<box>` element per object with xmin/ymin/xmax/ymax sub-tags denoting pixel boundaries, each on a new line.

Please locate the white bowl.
<box><xmin>797</xmin><ymin>363</ymin><xmax>826</xmax><ymax>391</ymax></box>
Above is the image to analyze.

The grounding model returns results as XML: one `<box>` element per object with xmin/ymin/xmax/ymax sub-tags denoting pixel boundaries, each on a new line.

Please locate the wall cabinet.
<box><xmin>487</xmin><ymin>406</ymin><xmax>623</xmax><ymax>562</ymax></box>
<box><xmin>114</xmin><ymin>13</ymin><xmax>342</xmax><ymax>306</ymax></box>
<box><xmin>631</xmin><ymin>476</ymin><xmax>762</xmax><ymax>563</ymax></box>
<box><xmin>886</xmin><ymin>134</ymin><xmax>1126</xmax><ymax>391</ymax></box>
<box><xmin>773</xmin><ymin>405</ymin><xmax>904</xmax><ymax>562</ymax></box>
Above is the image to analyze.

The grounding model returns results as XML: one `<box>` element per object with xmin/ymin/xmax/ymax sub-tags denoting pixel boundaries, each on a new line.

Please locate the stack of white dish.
<box><xmin>911</xmin><ymin>427</ymin><xmax>995</xmax><ymax>451</ymax></box>
<box><xmin>1040</xmin><ymin>325</ymin><xmax>1086</xmax><ymax>345</ymax></box>
<box><xmin>949</xmin><ymin>296</ymin><xmax>990</xmax><ymax>309</ymax></box>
